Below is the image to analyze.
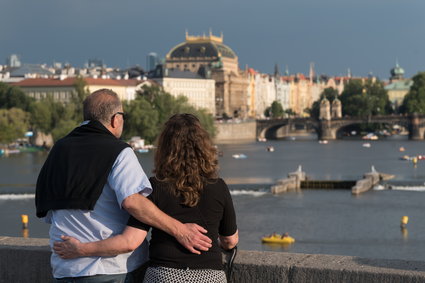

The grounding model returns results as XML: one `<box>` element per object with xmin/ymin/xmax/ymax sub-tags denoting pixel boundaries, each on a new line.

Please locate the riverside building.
<box><xmin>11</xmin><ymin>77</ymin><xmax>152</xmax><ymax>103</ymax></box>
<box><xmin>165</xmin><ymin>32</ymin><xmax>248</xmax><ymax>118</ymax></box>
<box><xmin>384</xmin><ymin>62</ymin><xmax>412</xmax><ymax>110</ymax></box>
<box><xmin>150</xmin><ymin>65</ymin><xmax>216</xmax><ymax>114</ymax></box>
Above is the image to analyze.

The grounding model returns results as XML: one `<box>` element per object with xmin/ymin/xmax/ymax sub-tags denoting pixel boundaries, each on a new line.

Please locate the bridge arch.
<box><xmin>334</xmin><ymin>121</ymin><xmax>409</xmax><ymax>138</ymax></box>
<box><xmin>256</xmin><ymin>118</ymin><xmax>320</xmax><ymax>140</ymax></box>
<box><xmin>256</xmin><ymin>115</ymin><xmax>425</xmax><ymax>140</ymax></box>
<box><xmin>329</xmin><ymin>116</ymin><xmax>411</xmax><ymax>139</ymax></box>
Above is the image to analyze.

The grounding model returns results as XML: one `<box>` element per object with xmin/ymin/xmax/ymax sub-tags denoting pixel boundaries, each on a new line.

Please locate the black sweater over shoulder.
<box><xmin>35</xmin><ymin>120</ymin><xmax>129</xmax><ymax>218</ymax></box>
<box><xmin>127</xmin><ymin>177</ymin><xmax>237</xmax><ymax>270</ymax></box>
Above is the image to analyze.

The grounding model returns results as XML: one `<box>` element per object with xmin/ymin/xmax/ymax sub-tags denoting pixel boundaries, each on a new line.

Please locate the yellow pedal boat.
<box><xmin>261</xmin><ymin>234</ymin><xmax>295</xmax><ymax>244</ymax></box>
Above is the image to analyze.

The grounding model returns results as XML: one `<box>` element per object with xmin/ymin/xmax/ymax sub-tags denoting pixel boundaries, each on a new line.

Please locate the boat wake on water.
<box><xmin>388</xmin><ymin>186</ymin><xmax>425</xmax><ymax>192</ymax></box>
<box><xmin>373</xmin><ymin>181</ymin><xmax>425</xmax><ymax>192</ymax></box>
<box><xmin>230</xmin><ymin>189</ymin><xmax>268</xmax><ymax>197</ymax></box>
<box><xmin>0</xmin><ymin>193</ymin><xmax>35</xmax><ymax>200</ymax></box>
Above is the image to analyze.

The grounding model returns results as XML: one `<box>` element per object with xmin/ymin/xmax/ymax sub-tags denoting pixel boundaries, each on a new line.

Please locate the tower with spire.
<box><xmin>274</xmin><ymin>63</ymin><xmax>280</xmax><ymax>77</ymax></box>
<box><xmin>309</xmin><ymin>62</ymin><xmax>315</xmax><ymax>83</ymax></box>
<box><xmin>390</xmin><ymin>59</ymin><xmax>405</xmax><ymax>82</ymax></box>
<box><xmin>384</xmin><ymin>60</ymin><xmax>412</xmax><ymax>111</ymax></box>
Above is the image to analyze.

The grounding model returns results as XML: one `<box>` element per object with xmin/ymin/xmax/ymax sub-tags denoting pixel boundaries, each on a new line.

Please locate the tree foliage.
<box><xmin>339</xmin><ymin>79</ymin><xmax>392</xmax><ymax>117</ymax></box>
<box><xmin>71</xmin><ymin>76</ymin><xmax>90</xmax><ymax>121</ymax></box>
<box><xmin>264</xmin><ymin>101</ymin><xmax>284</xmax><ymax>118</ymax></box>
<box><xmin>123</xmin><ymin>85</ymin><xmax>216</xmax><ymax>143</ymax></box>
<box><xmin>0</xmin><ymin>82</ymin><xmax>33</xmax><ymax>111</ymax></box>
<box><xmin>29</xmin><ymin>95</ymin><xmax>79</xmax><ymax>141</ymax></box>
<box><xmin>401</xmin><ymin>72</ymin><xmax>425</xmax><ymax>114</ymax></box>
<box><xmin>0</xmin><ymin>82</ymin><xmax>216</xmax><ymax>145</ymax></box>
<box><xmin>0</xmin><ymin>108</ymin><xmax>29</xmax><ymax>144</ymax></box>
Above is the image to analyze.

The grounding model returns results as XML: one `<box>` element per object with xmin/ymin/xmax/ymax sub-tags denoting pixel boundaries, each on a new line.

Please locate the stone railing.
<box><xmin>2</xmin><ymin>237</ymin><xmax>425</xmax><ymax>283</ymax></box>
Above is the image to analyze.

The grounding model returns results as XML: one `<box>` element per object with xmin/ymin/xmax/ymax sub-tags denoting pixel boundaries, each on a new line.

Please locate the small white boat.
<box><xmin>362</xmin><ymin>143</ymin><xmax>371</xmax><ymax>148</ymax></box>
<box><xmin>232</xmin><ymin>154</ymin><xmax>247</xmax><ymax>159</ymax></box>
<box><xmin>318</xmin><ymin>140</ymin><xmax>328</xmax><ymax>144</ymax></box>
<box><xmin>267</xmin><ymin>146</ymin><xmax>274</xmax><ymax>152</ymax></box>
<box><xmin>362</xmin><ymin>133</ymin><xmax>378</xmax><ymax>140</ymax></box>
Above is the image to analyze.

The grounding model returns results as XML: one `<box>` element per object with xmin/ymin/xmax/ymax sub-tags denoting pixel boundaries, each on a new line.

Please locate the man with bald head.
<box><xmin>36</xmin><ymin>89</ymin><xmax>212</xmax><ymax>282</ymax></box>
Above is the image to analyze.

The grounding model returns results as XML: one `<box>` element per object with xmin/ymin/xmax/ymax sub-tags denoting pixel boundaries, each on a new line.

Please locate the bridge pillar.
<box><xmin>409</xmin><ymin>114</ymin><xmax>425</xmax><ymax>140</ymax></box>
<box><xmin>319</xmin><ymin>120</ymin><xmax>336</xmax><ymax>140</ymax></box>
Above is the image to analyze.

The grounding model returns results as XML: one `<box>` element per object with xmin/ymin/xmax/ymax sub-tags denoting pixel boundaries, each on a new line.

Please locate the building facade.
<box><xmin>384</xmin><ymin>62</ymin><xmax>412</xmax><ymax>108</ymax></box>
<box><xmin>150</xmin><ymin>67</ymin><xmax>216</xmax><ymax>114</ymax></box>
<box><xmin>11</xmin><ymin>77</ymin><xmax>151</xmax><ymax>103</ymax></box>
<box><xmin>165</xmin><ymin>32</ymin><xmax>248</xmax><ymax>117</ymax></box>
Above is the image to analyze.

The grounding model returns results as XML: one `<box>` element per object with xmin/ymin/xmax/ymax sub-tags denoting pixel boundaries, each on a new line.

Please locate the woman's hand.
<box><xmin>53</xmin><ymin>235</ymin><xmax>84</xmax><ymax>259</ymax></box>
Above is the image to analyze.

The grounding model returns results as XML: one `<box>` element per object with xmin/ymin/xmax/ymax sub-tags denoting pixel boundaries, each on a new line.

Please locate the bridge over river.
<box><xmin>256</xmin><ymin>114</ymin><xmax>425</xmax><ymax>140</ymax></box>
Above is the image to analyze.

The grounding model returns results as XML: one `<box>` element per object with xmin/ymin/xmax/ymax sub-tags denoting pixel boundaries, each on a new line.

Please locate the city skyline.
<box><xmin>1</xmin><ymin>0</ymin><xmax>425</xmax><ymax>79</ymax></box>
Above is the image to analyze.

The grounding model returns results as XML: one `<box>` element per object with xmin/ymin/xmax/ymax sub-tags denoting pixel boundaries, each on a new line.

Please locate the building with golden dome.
<box><xmin>165</xmin><ymin>32</ymin><xmax>248</xmax><ymax>117</ymax></box>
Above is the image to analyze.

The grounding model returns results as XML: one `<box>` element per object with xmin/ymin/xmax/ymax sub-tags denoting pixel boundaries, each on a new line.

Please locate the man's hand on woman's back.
<box><xmin>175</xmin><ymin>223</ymin><xmax>212</xmax><ymax>254</ymax></box>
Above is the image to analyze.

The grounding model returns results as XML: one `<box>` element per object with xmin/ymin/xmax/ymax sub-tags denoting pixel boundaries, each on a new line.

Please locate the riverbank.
<box><xmin>2</xmin><ymin>237</ymin><xmax>425</xmax><ymax>283</ymax></box>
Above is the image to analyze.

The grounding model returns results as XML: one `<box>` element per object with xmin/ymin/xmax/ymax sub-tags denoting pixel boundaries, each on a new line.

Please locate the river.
<box><xmin>1</xmin><ymin>137</ymin><xmax>425</xmax><ymax>261</ymax></box>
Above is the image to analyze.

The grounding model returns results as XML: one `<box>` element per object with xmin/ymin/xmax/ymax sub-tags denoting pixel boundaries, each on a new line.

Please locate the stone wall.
<box><xmin>214</xmin><ymin>121</ymin><xmax>256</xmax><ymax>144</ymax></box>
<box><xmin>2</xmin><ymin>237</ymin><xmax>425</xmax><ymax>283</ymax></box>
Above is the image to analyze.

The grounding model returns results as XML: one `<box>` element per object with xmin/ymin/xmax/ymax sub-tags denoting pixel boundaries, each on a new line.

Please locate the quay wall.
<box><xmin>214</xmin><ymin>121</ymin><xmax>256</xmax><ymax>143</ymax></box>
<box><xmin>2</xmin><ymin>237</ymin><xmax>425</xmax><ymax>283</ymax></box>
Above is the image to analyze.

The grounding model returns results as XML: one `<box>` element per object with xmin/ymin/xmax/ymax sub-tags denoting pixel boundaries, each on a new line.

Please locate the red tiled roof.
<box><xmin>84</xmin><ymin>78</ymin><xmax>143</xmax><ymax>86</ymax></box>
<box><xmin>247</xmin><ymin>68</ymin><xmax>257</xmax><ymax>75</ymax></box>
<box><xmin>11</xmin><ymin>78</ymin><xmax>76</xmax><ymax>87</ymax></box>
<box><xmin>11</xmin><ymin>77</ymin><xmax>148</xmax><ymax>87</ymax></box>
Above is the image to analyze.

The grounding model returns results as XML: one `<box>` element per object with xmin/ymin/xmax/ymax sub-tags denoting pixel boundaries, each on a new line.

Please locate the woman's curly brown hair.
<box><xmin>154</xmin><ymin>113</ymin><xmax>218</xmax><ymax>207</ymax></box>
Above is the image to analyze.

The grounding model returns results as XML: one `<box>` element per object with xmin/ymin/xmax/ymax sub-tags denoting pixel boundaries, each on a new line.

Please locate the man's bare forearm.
<box><xmin>54</xmin><ymin>227</ymin><xmax>146</xmax><ymax>259</ymax></box>
<box><xmin>80</xmin><ymin>235</ymin><xmax>134</xmax><ymax>256</ymax></box>
<box><xmin>122</xmin><ymin>193</ymin><xmax>181</xmax><ymax>237</ymax></box>
<box><xmin>122</xmin><ymin>193</ymin><xmax>212</xmax><ymax>254</ymax></box>
<box><xmin>219</xmin><ymin>230</ymin><xmax>239</xmax><ymax>250</ymax></box>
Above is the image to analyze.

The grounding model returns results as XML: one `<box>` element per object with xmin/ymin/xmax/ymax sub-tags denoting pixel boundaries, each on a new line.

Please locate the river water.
<box><xmin>1</xmin><ymin>137</ymin><xmax>425</xmax><ymax>261</ymax></box>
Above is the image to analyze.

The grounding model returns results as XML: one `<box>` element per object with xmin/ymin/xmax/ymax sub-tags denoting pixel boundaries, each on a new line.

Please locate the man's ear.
<box><xmin>110</xmin><ymin>115</ymin><xmax>117</xmax><ymax>128</ymax></box>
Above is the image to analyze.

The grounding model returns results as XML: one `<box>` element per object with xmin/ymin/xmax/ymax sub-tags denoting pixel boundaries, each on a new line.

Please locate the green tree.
<box><xmin>401</xmin><ymin>72</ymin><xmax>425</xmax><ymax>114</ymax></box>
<box><xmin>270</xmin><ymin>101</ymin><xmax>284</xmax><ymax>118</ymax></box>
<box><xmin>29</xmin><ymin>96</ymin><xmax>79</xmax><ymax>141</ymax></box>
<box><xmin>339</xmin><ymin>79</ymin><xmax>391</xmax><ymax>117</ymax></box>
<box><xmin>71</xmin><ymin>77</ymin><xmax>90</xmax><ymax>121</ymax></box>
<box><xmin>30</xmin><ymin>101</ymin><xmax>53</xmax><ymax>133</ymax></box>
<box><xmin>0</xmin><ymin>82</ymin><xmax>33</xmax><ymax>111</ymax></box>
<box><xmin>0</xmin><ymin>108</ymin><xmax>29</xmax><ymax>144</ymax></box>
<box><xmin>124</xmin><ymin>97</ymin><xmax>159</xmax><ymax>143</ymax></box>
<box><xmin>51</xmin><ymin>119</ymin><xmax>78</xmax><ymax>141</ymax></box>
<box><xmin>123</xmin><ymin>85</ymin><xmax>216</xmax><ymax>143</ymax></box>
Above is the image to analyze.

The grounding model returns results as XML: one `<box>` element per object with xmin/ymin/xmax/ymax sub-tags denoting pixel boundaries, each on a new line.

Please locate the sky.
<box><xmin>1</xmin><ymin>0</ymin><xmax>425</xmax><ymax>79</ymax></box>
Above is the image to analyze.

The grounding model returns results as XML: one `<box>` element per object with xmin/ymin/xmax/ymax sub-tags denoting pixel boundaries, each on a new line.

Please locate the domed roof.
<box><xmin>390</xmin><ymin>62</ymin><xmax>405</xmax><ymax>77</ymax></box>
<box><xmin>167</xmin><ymin>33</ymin><xmax>236</xmax><ymax>59</ymax></box>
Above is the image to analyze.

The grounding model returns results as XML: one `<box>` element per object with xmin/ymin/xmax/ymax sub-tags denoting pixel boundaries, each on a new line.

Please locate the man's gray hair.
<box><xmin>83</xmin><ymin>89</ymin><xmax>122</xmax><ymax>124</ymax></box>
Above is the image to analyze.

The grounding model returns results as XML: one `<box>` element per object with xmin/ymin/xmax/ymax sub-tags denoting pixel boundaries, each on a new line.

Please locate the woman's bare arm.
<box><xmin>219</xmin><ymin>230</ymin><xmax>239</xmax><ymax>250</ymax></box>
<box><xmin>53</xmin><ymin>226</ymin><xmax>147</xmax><ymax>259</ymax></box>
